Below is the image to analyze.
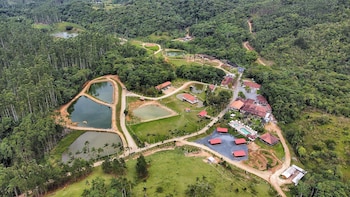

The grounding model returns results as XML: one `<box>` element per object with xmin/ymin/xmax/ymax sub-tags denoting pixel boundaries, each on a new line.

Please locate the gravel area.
<box><xmin>196</xmin><ymin>131</ymin><xmax>248</xmax><ymax>161</ymax></box>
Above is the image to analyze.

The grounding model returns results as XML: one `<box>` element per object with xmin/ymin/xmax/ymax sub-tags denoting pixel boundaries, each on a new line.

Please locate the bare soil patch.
<box><xmin>246</xmin><ymin>148</ymin><xmax>281</xmax><ymax>171</ymax></box>
<box><xmin>162</xmin><ymin>87</ymin><xmax>177</xmax><ymax>95</ymax></box>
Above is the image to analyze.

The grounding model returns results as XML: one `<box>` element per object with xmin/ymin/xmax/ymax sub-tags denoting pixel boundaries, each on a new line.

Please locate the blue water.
<box><xmin>88</xmin><ymin>81</ymin><xmax>114</xmax><ymax>104</ymax></box>
<box><xmin>70</xmin><ymin>96</ymin><xmax>112</xmax><ymax>129</ymax></box>
<box><xmin>240</xmin><ymin>128</ymin><xmax>250</xmax><ymax>135</ymax></box>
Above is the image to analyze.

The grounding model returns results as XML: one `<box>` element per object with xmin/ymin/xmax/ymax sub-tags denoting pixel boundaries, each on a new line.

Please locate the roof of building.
<box><xmin>234</xmin><ymin>138</ymin><xmax>247</xmax><ymax>145</ymax></box>
<box><xmin>282</xmin><ymin>166</ymin><xmax>297</xmax><ymax>179</ymax></box>
<box><xmin>209</xmin><ymin>138</ymin><xmax>222</xmax><ymax>145</ymax></box>
<box><xmin>256</xmin><ymin>95</ymin><xmax>268</xmax><ymax>104</ymax></box>
<box><xmin>244</xmin><ymin>81</ymin><xmax>261</xmax><ymax>89</ymax></box>
<box><xmin>183</xmin><ymin>93</ymin><xmax>197</xmax><ymax>103</ymax></box>
<box><xmin>260</xmin><ymin>133</ymin><xmax>279</xmax><ymax>145</ymax></box>
<box><xmin>241</xmin><ymin>99</ymin><xmax>270</xmax><ymax>118</ymax></box>
<box><xmin>155</xmin><ymin>81</ymin><xmax>171</xmax><ymax>90</ymax></box>
<box><xmin>233</xmin><ymin>150</ymin><xmax>246</xmax><ymax>157</ymax></box>
<box><xmin>230</xmin><ymin>100</ymin><xmax>245</xmax><ymax>110</ymax></box>
<box><xmin>209</xmin><ymin>84</ymin><xmax>215</xmax><ymax>91</ymax></box>
<box><xmin>292</xmin><ymin>172</ymin><xmax>306</xmax><ymax>186</ymax></box>
<box><xmin>221</xmin><ymin>76</ymin><xmax>233</xmax><ymax>86</ymax></box>
<box><xmin>217</xmin><ymin>127</ymin><xmax>228</xmax><ymax>133</ymax></box>
<box><xmin>198</xmin><ymin>110</ymin><xmax>207</xmax><ymax>117</ymax></box>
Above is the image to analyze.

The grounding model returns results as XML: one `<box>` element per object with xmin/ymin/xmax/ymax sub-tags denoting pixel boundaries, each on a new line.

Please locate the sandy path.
<box><xmin>142</xmin><ymin>43</ymin><xmax>162</xmax><ymax>55</ymax></box>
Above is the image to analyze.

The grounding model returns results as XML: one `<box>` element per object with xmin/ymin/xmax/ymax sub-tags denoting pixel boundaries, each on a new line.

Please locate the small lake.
<box><xmin>166</xmin><ymin>51</ymin><xmax>185</xmax><ymax>57</ymax></box>
<box><xmin>88</xmin><ymin>81</ymin><xmax>114</xmax><ymax>104</ymax></box>
<box><xmin>62</xmin><ymin>131</ymin><xmax>122</xmax><ymax>163</ymax></box>
<box><xmin>133</xmin><ymin>105</ymin><xmax>172</xmax><ymax>121</ymax></box>
<box><xmin>52</xmin><ymin>32</ymin><xmax>78</xmax><ymax>39</ymax></box>
<box><xmin>70</xmin><ymin>96</ymin><xmax>112</xmax><ymax>129</ymax></box>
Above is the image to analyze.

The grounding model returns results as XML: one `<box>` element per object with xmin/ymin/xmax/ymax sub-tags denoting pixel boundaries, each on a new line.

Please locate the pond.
<box><xmin>62</xmin><ymin>131</ymin><xmax>122</xmax><ymax>163</ymax></box>
<box><xmin>69</xmin><ymin>96</ymin><xmax>112</xmax><ymax>129</ymax></box>
<box><xmin>166</xmin><ymin>50</ymin><xmax>185</xmax><ymax>57</ymax></box>
<box><xmin>52</xmin><ymin>32</ymin><xmax>78</xmax><ymax>39</ymax></box>
<box><xmin>88</xmin><ymin>81</ymin><xmax>114</xmax><ymax>104</ymax></box>
<box><xmin>133</xmin><ymin>104</ymin><xmax>172</xmax><ymax>121</ymax></box>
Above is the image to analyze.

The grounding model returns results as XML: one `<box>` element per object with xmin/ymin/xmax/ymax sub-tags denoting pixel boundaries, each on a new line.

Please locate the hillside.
<box><xmin>0</xmin><ymin>0</ymin><xmax>350</xmax><ymax>196</ymax></box>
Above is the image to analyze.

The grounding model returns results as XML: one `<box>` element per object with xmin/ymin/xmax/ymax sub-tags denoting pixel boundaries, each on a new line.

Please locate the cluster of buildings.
<box><xmin>208</xmin><ymin>127</ymin><xmax>247</xmax><ymax>158</ymax></box>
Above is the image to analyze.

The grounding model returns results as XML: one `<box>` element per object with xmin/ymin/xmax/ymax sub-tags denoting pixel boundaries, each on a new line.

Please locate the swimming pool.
<box><xmin>240</xmin><ymin>128</ymin><xmax>251</xmax><ymax>135</ymax></box>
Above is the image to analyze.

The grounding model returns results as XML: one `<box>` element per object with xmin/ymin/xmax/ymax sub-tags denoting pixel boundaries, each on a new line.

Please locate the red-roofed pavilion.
<box><xmin>216</xmin><ymin>127</ymin><xmax>228</xmax><ymax>133</ymax></box>
<box><xmin>233</xmin><ymin>150</ymin><xmax>246</xmax><ymax>157</ymax></box>
<box><xmin>234</xmin><ymin>138</ymin><xmax>246</xmax><ymax>145</ymax></box>
<box><xmin>209</xmin><ymin>138</ymin><xmax>222</xmax><ymax>145</ymax></box>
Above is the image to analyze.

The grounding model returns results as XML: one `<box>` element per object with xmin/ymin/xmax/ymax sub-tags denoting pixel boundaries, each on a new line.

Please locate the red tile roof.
<box><xmin>217</xmin><ymin>127</ymin><xmax>228</xmax><ymax>133</ymax></box>
<box><xmin>234</xmin><ymin>138</ymin><xmax>247</xmax><ymax>145</ymax></box>
<box><xmin>241</xmin><ymin>99</ymin><xmax>269</xmax><ymax>118</ymax></box>
<box><xmin>244</xmin><ymin>81</ymin><xmax>261</xmax><ymax>89</ymax></box>
<box><xmin>198</xmin><ymin>110</ymin><xmax>207</xmax><ymax>117</ymax></box>
<box><xmin>256</xmin><ymin>95</ymin><xmax>268</xmax><ymax>104</ymax></box>
<box><xmin>260</xmin><ymin>133</ymin><xmax>279</xmax><ymax>145</ymax></box>
<box><xmin>233</xmin><ymin>150</ymin><xmax>246</xmax><ymax>157</ymax></box>
<box><xmin>155</xmin><ymin>81</ymin><xmax>171</xmax><ymax>90</ymax></box>
<box><xmin>221</xmin><ymin>76</ymin><xmax>233</xmax><ymax>86</ymax></box>
<box><xmin>183</xmin><ymin>93</ymin><xmax>197</xmax><ymax>103</ymax></box>
<box><xmin>230</xmin><ymin>100</ymin><xmax>245</xmax><ymax>110</ymax></box>
<box><xmin>209</xmin><ymin>138</ymin><xmax>222</xmax><ymax>145</ymax></box>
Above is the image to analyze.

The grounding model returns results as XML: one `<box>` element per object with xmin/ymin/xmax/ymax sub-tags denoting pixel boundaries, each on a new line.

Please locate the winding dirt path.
<box><xmin>244</xmin><ymin>20</ymin><xmax>269</xmax><ymax>66</ymax></box>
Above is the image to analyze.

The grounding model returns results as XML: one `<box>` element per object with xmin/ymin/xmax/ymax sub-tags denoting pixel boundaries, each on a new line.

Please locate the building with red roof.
<box><xmin>233</xmin><ymin>150</ymin><xmax>246</xmax><ymax>157</ymax></box>
<box><xmin>243</xmin><ymin>81</ymin><xmax>261</xmax><ymax>89</ymax></box>
<box><xmin>198</xmin><ymin>110</ymin><xmax>207</xmax><ymax>118</ymax></box>
<box><xmin>216</xmin><ymin>127</ymin><xmax>228</xmax><ymax>133</ymax></box>
<box><xmin>240</xmin><ymin>99</ymin><xmax>271</xmax><ymax>118</ymax></box>
<box><xmin>230</xmin><ymin>100</ymin><xmax>245</xmax><ymax>110</ymax></box>
<box><xmin>209</xmin><ymin>138</ymin><xmax>222</xmax><ymax>145</ymax></box>
<box><xmin>256</xmin><ymin>95</ymin><xmax>268</xmax><ymax>105</ymax></box>
<box><xmin>155</xmin><ymin>81</ymin><xmax>171</xmax><ymax>90</ymax></box>
<box><xmin>208</xmin><ymin>84</ymin><xmax>216</xmax><ymax>92</ymax></box>
<box><xmin>234</xmin><ymin>138</ymin><xmax>247</xmax><ymax>145</ymax></box>
<box><xmin>221</xmin><ymin>76</ymin><xmax>233</xmax><ymax>87</ymax></box>
<box><xmin>259</xmin><ymin>133</ymin><xmax>279</xmax><ymax>145</ymax></box>
<box><xmin>182</xmin><ymin>93</ymin><xmax>198</xmax><ymax>104</ymax></box>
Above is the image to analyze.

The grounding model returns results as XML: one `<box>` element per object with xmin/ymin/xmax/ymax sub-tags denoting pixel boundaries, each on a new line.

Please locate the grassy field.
<box><xmin>32</xmin><ymin>23</ymin><xmax>52</xmax><ymax>31</ymax></box>
<box><xmin>49</xmin><ymin>130</ymin><xmax>86</xmax><ymax>163</ymax></box>
<box><xmin>53</xmin><ymin>22</ymin><xmax>84</xmax><ymax>33</ymax></box>
<box><xmin>144</xmin><ymin>45</ymin><xmax>159</xmax><ymax>52</ymax></box>
<box><xmin>128</xmin><ymin>94</ymin><xmax>210</xmax><ymax>143</ymax></box>
<box><xmin>47</xmin><ymin>166</ymin><xmax>114</xmax><ymax>197</ymax></box>
<box><xmin>282</xmin><ymin>111</ymin><xmax>350</xmax><ymax>179</ymax></box>
<box><xmin>48</xmin><ymin>149</ymin><xmax>274</xmax><ymax>197</ymax></box>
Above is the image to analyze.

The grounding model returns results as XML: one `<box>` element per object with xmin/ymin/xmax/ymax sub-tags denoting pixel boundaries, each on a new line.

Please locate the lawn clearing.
<box><xmin>47</xmin><ymin>149</ymin><xmax>273</xmax><ymax>196</ymax></box>
<box><xmin>126</xmin><ymin>149</ymin><xmax>273</xmax><ymax>196</ymax></box>
<box><xmin>53</xmin><ymin>22</ymin><xmax>84</xmax><ymax>33</ymax></box>
<box><xmin>47</xmin><ymin>166</ymin><xmax>114</xmax><ymax>197</ymax></box>
<box><xmin>32</xmin><ymin>23</ymin><xmax>51</xmax><ymax>30</ymax></box>
<box><xmin>128</xmin><ymin>95</ymin><xmax>210</xmax><ymax>143</ymax></box>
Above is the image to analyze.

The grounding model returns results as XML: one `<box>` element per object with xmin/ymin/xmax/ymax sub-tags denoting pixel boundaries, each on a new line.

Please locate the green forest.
<box><xmin>0</xmin><ymin>0</ymin><xmax>350</xmax><ymax>196</ymax></box>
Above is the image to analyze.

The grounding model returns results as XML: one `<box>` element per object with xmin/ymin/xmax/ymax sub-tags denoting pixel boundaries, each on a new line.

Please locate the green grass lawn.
<box><xmin>128</xmin><ymin>94</ymin><xmax>210</xmax><ymax>143</ymax></box>
<box><xmin>53</xmin><ymin>22</ymin><xmax>85</xmax><ymax>33</ymax></box>
<box><xmin>32</xmin><ymin>23</ymin><xmax>52</xmax><ymax>30</ymax></box>
<box><xmin>48</xmin><ymin>149</ymin><xmax>274</xmax><ymax>197</ymax></box>
<box><xmin>47</xmin><ymin>166</ymin><xmax>114</xmax><ymax>197</ymax></box>
<box><xmin>255</xmin><ymin>139</ymin><xmax>285</xmax><ymax>161</ymax></box>
<box><xmin>144</xmin><ymin>45</ymin><xmax>159</xmax><ymax>52</ymax></box>
<box><xmin>127</xmin><ymin>149</ymin><xmax>273</xmax><ymax>196</ymax></box>
<box><xmin>49</xmin><ymin>130</ymin><xmax>86</xmax><ymax>163</ymax></box>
